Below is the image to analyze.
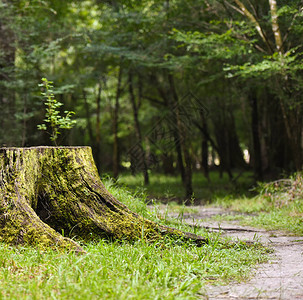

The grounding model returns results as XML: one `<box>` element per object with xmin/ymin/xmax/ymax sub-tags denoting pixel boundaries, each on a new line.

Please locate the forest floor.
<box><xmin>152</xmin><ymin>205</ymin><xmax>303</xmax><ymax>300</ymax></box>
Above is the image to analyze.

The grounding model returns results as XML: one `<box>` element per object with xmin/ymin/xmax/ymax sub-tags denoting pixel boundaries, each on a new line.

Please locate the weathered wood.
<box><xmin>0</xmin><ymin>146</ymin><xmax>208</xmax><ymax>252</ymax></box>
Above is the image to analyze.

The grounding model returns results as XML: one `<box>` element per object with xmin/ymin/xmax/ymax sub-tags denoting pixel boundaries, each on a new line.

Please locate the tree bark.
<box><xmin>0</xmin><ymin>147</ymin><xmax>207</xmax><ymax>252</ymax></box>
<box><xmin>232</xmin><ymin>0</ymin><xmax>273</xmax><ymax>53</ymax></box>
<box><xmin>95</xmin><ymin>83</ymin><xmax>102</xmax><ymax>172</ymax></box>
<box><xmin>249</xmin><ymin>91</ymin><xmax>263</xmax><ymax>181</ymax></box>
<box><xmin>200</xmin><ymin>112</ymin><xmax>210</xmax><ymax>181</ymax></box>
<box><xmin>83</xmin><ymin>89</ymin><xmax>94</xmax><ymax>146</ymax></box>
<box><xmin>0</xmin><ymin>7</ymin><xmax>16</xmax><ymax>146</ymax></box>
<box><xmin>112</xmin><ymin>65</ymin><xmax>123</xmax><ymax>179</ymax></box>
<box><xmin>269</xmin><ymin>0</ymin><xmax>283</xmax><ymax>54</ymax></box>
<box><xmin>128</xmin><ymin>71</ymin><xmax>149</xmax><ymax>185</ymax></box>
<box><xmin>151</xmin><ymin>73</ymin><xmax>186</xmax><ymax>183</ymax></box>
<box><xmin>168</xmin><ymin>74</ymin><xmax>193</xmax><ymax>199</ymax></box>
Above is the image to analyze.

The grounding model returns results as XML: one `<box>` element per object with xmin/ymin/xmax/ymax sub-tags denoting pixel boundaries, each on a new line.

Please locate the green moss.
<box><xmin>0</xmin><ymin>147</ymin><xmax>201</xmax><ymax>252</ymax></box>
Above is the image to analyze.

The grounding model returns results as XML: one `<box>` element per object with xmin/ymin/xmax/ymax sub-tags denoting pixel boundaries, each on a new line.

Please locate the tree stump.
<box><xmin>0</xmin><ymin>147</ymin><xmax>207</xmax><ymax>252</ymax></box>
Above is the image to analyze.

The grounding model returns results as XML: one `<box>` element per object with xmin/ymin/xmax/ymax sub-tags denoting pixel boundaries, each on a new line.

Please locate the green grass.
<box><xmin>0</xmin><ymin>177</ymin><xmax>269</xmax><ymax>300</ymax></box>
<box><xmin>212</xmin><ymin>196</ymin><xmax>303</xmax><ymax>235</ymax></box>
<box><xmin>119</xmin><ymin>171</ymin><xmax>303</xmax><ymax>235</ymax></box>
<box><xmin>118</xmin><ymin>171</ymin><xmax>254</xmax><ymax>203</ymax></box>
<box><xmin>0</xmin><ymin>240</ymin><xmax>267</xmax><ymax>300</ymax></box>
<box><xmin>247</xmin><ymin>209</ymin><xmax>303</xmax><ymax>234</ymax></box>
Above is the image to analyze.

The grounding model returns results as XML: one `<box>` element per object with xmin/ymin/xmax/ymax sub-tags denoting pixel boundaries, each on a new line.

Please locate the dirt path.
<box><xmin>155</xmin><ymin>206</ymin><xmax>303</xmax><ymax>300</ymax></box>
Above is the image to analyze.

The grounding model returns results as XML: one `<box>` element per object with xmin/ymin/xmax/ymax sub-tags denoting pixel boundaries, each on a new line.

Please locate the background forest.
<box><xmin>1</xmin><ymin>0</ymin><xmax>303</xmax><ymax>199</ymax></box>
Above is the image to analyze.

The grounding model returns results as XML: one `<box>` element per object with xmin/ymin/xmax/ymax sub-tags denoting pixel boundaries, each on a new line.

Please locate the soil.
<box><xmin>153</xmin><ymin>206</ymin><xmax>303</xmax><ymax>300</ymax></box>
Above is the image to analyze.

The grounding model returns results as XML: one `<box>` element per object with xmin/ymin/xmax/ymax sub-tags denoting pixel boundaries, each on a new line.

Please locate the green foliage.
<box><xmin>37</xmin><ymin>78</ymin><xmax>76</xmax><ymax>145</ymax></box>
<box><xmin>224</xmin><ymin>49</ymin><xmax>303</xmax><ymax>80</ymax></box>
<box><xmin>1</xmin><ymin>0</ymin><xmax>303</xmax><ymax>177</ymax></box>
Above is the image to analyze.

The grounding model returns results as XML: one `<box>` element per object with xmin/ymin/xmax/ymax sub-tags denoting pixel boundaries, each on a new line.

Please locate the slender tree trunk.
<box><xmin>173</xmin><ymin>128</ymin><xmax>186</xmax><ymax>183</ymax></box>
<box><xmin>113</xmin><ymin>66</ymin><xmax>123</xmax><ymax>179</ymax></box>
<box><xmin>212</xmin><ymin>97</ymin><xmax>233</xmax><ymax>180</ymax></box>
<box><xmin>269</xmin><ymin>0</ymin><xmax>283</xmax><ymax>54</ymax></box>
<box><xmin>168</xmin><ymin>74</ymin><xmax>193</xmax><ymax>199</ymax></box>
<box><xmin>278</xmin><ymin>94</ymin><xmax>302</xmax><ymax>170</ymax></box>
<box><xmin>0</xmin><ymin>147</ymin><xmax>208</xmax><ymax>252</ymax></box>
<box><xmin>227</xmin><ymin>109</ymin><xmax>247</xmax><ymax>169</ymax></box>
<box><xmin>128</xmin><ymin>71</ymin><xmax>149</xmax><ymax>185</ymax></box>
<box><xmin>201</xmin><ymin>139</ymin><xmax>209</xmax><ymax>178</ymax></box>
<box><xmin>21</xmin><ymin>94</ymin><xmax>28</xmax><ymax>147</ymax></box>
<box><xmin>162</xmin><ymin>154</ymin><xmax>175</xmax><ymax>174</ymax></box>
<box><xmin>95</xmin><ymin>83</ymin><xmax>102</xmax><ymax>172</ymax></box>
<box><xmin>200</xmin><ymin>112</ymin><xmax>210</xmax><ymax>181</ymax></box>
<box><xmin>250</xmin><ymin>91</ymin><xmax>263</xmax><ymax>181</ymax></box>
<box><xmin>151</xmin><ymin>73</ymin><xmax>186</xmax><ymax>182</ymax></box>
<box><xmin>83</xmin><ymin>89</ymin><xmax>94</xmax><ymax>145</ymax></box>
<box><xmin>233</xmin><ymin>0</ymin><xmax>273</xmax><ymax>53</ymax></box>
<box><xmin>269</xmin><ymin>0</ymin><xmax>301</xmax><ymax>169</ymax></box>
<box><xmin>0</xmin><ymin>12</ymin><xmax>16</xmax><ymax>146</ymax></box>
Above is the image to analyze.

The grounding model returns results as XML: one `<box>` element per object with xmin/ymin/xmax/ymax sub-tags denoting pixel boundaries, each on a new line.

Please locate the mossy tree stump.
<box><xmin>0</xmin><ymin>147</ymin><xmax>207</xmax><ymax>252</ymax></box>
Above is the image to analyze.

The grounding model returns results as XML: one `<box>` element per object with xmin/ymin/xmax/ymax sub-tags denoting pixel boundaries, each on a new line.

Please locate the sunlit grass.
<box><xmin>0</xmin><ymin>238</ymin><xmax>268</xmax><ymax>300</ymax></box>
<box><xmin>0</xmin><ymin>178</ymin><xmax>269</xmax><ymax>300</ymax></box>
<box><xmin>212</xmin><ymin>194</ymin><xmax>303</xmax><ymax>235</ymax></box>
<box><xmin>118</xmin><ymin>171</ymin><xmax>254</xmax><ymax>203</ymax></box>
<box><xmin>117</xmin><ymin>171</ymin><xmax>303</xmax><ymax>235</ymax></box>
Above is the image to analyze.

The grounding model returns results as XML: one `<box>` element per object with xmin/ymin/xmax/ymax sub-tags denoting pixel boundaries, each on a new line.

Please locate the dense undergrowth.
<box><xmin>0</xmin><ymin>176</ymin><xmax>269</xmax><ymax>300</ymax></box>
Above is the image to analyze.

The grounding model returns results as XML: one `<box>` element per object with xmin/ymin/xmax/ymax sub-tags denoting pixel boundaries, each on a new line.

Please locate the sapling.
<box><xmin>37</xmin><ymin>78</ymin><xmax>76</xmax><ymax>145</ymax></box>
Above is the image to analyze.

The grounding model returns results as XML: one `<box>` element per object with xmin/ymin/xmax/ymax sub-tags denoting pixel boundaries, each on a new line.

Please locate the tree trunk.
<box><xmin>128</xmin><ymin>72</ymin><xmax>149</xmax><ymax>185</ymax></box>
<box><xmin>250</xmin><ymin>91</ymin><xmax>263</xmax><ymax>181</ymax></box>
<box><xmin>112</xmin><ymin>65</ymin><xmax>123</xmax><ymax>179</ymax></box>
<box><xmin>168</xmin><ymin>74</ymin><xmax>193</xmax><ymax>199</ymax></box>
<box><xmin>83</xmin><ymin>89</ymin><xmax>94</xmax><ymax>146</ymax></box>
<box><xmin>0</xmin><ymin>8</ymin><xmax>16</xmax><ymax>146</ymax></box>
<box><xmin>151</xmin><ymin>73</ymin><xmax>186</xmax><ymax>183</ymax></box>
<box><xmin>0</xmin><ymin>147</ymin><xmax>207</xmax><ymax>252</ymax></box>
<box><xmin>200</xmin><ymin>113</ymin><xmax>210</xmax><ymax>181</ymax></box>
<box><xmin>95</xmin><ymin>83</ymin><xmax>102</xmax><ymax>173</ymax></box>
<box><xmin>212</xmin><ymin>98</ymin><xmax>233</xmax><ymax>180</ymax></box>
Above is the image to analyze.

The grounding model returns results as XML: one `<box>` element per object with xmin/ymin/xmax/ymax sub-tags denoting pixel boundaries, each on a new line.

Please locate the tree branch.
<box><xmin>269</xmin><ymin>0</ymin><xmax>283</xmax><ymax>53</ymax></box>
<box><xmin>229</xmin><ymin>0</ymin><xmax>273</xmax><ymax>53</ymax></box>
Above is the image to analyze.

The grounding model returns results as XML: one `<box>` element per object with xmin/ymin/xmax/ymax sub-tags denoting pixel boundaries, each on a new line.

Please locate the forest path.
<box><xmin>152</xmin><ymin>206</ymin><xmax>303</xmax><ymax>300</ymax></box>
